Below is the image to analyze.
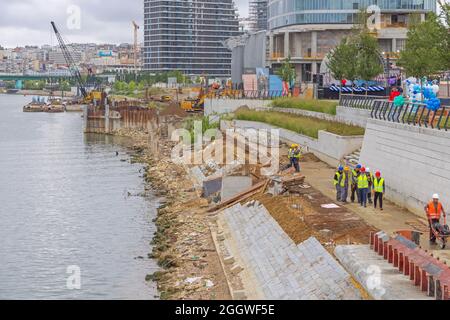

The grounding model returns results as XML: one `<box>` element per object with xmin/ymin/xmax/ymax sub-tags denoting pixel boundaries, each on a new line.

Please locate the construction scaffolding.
<box><xmin>249</xmin><ymin>0</ymin><xmax>268</xmax><ymax>32</ymax></box>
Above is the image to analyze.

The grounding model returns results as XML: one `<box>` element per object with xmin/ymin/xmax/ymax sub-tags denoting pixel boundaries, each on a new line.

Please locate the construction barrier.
<box><xmin>370</xmin><ymin>231</ymin><xmax>450</xmax><ymax>300</ymax></box>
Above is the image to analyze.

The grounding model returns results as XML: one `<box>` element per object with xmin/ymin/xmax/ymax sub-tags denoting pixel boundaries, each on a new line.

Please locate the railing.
<box><xmin>371</xmin><ymin>100</ymin><xmax>450</xmax><ymax>131</ymax></box>
<box><xmin>339</xmin><ymin>94</ymin><xmax>388</xmax><ymax>109</ymax></box>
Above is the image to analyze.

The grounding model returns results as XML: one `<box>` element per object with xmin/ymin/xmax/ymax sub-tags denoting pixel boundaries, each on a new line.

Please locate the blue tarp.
<box><xmin>269</xmin><ymin>75</ymin><xmax>283</xmax><ymax>92</ymax></box>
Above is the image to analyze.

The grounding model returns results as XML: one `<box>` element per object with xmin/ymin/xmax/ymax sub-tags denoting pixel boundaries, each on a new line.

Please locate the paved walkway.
<box><xmin>301</xmin><ymin>160</ymin><xmax>450</xmax><ymax>264</ymax></box>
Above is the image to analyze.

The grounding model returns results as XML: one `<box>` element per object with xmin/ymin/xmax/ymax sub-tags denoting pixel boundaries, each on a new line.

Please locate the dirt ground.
<box><xmin>116</xmin><ymin>128</ymin><xmax>232</xmax><ymax>300</ymax></box>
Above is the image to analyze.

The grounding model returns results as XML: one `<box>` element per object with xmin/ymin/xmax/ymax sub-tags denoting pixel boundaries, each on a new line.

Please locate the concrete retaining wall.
<box><xmin>205</xmin><ymin>99</ymin><xmax>371</xmax><ymax>129</ymax></box>
<box><xmin>336</xmin><ymin>106</ymin><xmax>371</xmax><ymax>128</ymax></box>
<box><xmin>222</xmin><ymin>120</ymin><xmax>364</xmax><ymax>167</ymax></box>
<box><xmin>359</xmin><ymin>119</ymin><xmax>450</xmax><ymax>217</ymax></box>
<box><xmin>204</xmin><ymin>99</ymin><xmax>271</xmax><ymax>116</ymax></box>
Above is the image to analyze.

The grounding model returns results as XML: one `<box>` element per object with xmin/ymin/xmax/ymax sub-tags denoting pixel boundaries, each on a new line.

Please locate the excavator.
<box><xmin>181</xmin><ymin>87</ymin><xmax>206</xmax><ymax>113</ymax></box>
<box><xmin>180</xmin><ymin>81</ymin><xmax>227</xmax><ymax>113</ymax></box>
<box><xmin>51</xmin><ymin>21</ymin><xmax>105</xmax><ymax>105</ymax></box>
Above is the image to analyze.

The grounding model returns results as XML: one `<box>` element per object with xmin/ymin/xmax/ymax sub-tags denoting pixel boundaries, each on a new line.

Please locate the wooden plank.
<box><xmin>208</xmin><ymin>180</ymin><xmax>268</xmax><ymax>213</ymax></box>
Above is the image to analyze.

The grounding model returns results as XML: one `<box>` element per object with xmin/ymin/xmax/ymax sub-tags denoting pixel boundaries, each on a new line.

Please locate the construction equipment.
<box><xmin>51</xmin><ymin>21</ymin><xmax>105</xmax><ymax>105</ymax></box>
<box><xmin>181</xmin><ymin>87</ymin><xmax>206</xmax><ymax>113</ymax></box>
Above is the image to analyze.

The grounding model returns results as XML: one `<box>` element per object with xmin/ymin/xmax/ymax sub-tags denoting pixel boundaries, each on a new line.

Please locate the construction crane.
<box><xmin>132</xmin><ymin>21</ymin><xmax>139</xmax><ymax>70</ymax></box>
<box><xmin>51</xmin><ymin>21</ymin><xmax>87</xmax><ymax>98</ymax></box>
<box><xmin>50</xmin><ymin>21</ymin><xmax>104</xmax><ymax>104</ymax></box>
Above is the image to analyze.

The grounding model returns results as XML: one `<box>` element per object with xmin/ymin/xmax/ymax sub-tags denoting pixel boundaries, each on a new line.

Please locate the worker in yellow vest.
<box><xmin>333</xmin><ymin>166</ymin><xmax>344</xmax><ymax>201</ymax></box>
<box><xmin>288</xmin><ymin>144</ymin><xmax>301</xmax><ymax>172</ymax></box>
<box><xmin>372</xmin><ymin>171</ymin><xmax>385</xmax><ymax>211</ymax></box>
<box><xmin>357</xmin><ymin>167</ymin><xmax>369</xmax><ymax>207</ymax></box>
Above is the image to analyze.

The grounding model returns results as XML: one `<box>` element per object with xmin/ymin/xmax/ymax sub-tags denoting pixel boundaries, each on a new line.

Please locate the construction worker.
<box><xmin>340</xmin><ymin>166</ymin><xmax>350</xmax><ymax>203</ymax></box>
<box><xmin>334</xmin><ymin>166</ymin><xmax>344</xmax><ymax>201</ymax></box>
<box><xmin>373</xmin><ymin>171</ymin><xmax>385</xmax><ymax>211</ymax></box>
<box><xmin>350</xmin><ymin>164</ymin><xmax>361</xmax><ymax>203</ymax></box>
<box><xmin>357</xmin><ymin>167</ymin><xmax>369</xmax><ymax>207</ymax></box>
<box><xmin>366</xmin><ymin>168</ymin><xmax>374</xmax><ymax>204</ymax></box>
<box><xmin>425</xmin><ymin>194</ymin><xmax>447</xmax><ymax>244</ymax></box>
<box><xmin>288</xmin><ymin>144</ymin><xmax>301</xmax><ymax>172</ymax></box>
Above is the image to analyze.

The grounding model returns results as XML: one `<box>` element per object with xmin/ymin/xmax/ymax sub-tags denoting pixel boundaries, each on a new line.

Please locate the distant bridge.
<box><xmin>0</xmin><ymin>73</ymin><xmax>115</xmax><ymax>89</ymax></box>
<box><xmin>0</xmin><ymin>73</ymin><xmax>72</xmax><ymax>81</ymax></box>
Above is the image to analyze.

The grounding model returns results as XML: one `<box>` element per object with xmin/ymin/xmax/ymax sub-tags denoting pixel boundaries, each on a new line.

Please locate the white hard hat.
<box><xmin>433</xmin><ymin>194</ymin><xmax>439</xmax><ymax>200</ymax></box>
<box><xmin>366</xmin><ymin>168</ymin><xmax>371</xmax><ymax>173</ymax></box>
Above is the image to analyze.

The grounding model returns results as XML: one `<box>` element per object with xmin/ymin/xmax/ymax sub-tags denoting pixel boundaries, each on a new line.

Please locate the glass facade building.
<box><xmin>143</xmin><ymin>0</ymin><xmax>241</xmax><ymax>77</ymax></box>
<box><xmin>268</xmin><ymin>0</ymin><xmax>437</xmax><ymax>29</ymax></box>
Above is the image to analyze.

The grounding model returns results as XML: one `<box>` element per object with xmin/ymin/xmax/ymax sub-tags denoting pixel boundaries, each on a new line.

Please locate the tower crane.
<box><xmin>132</xmin><ymin>21</ymin><xmax>139</xmax><ymax>70</ymax></box>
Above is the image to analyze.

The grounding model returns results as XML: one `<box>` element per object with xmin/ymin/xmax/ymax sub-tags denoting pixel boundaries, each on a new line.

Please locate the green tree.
<box><xmin>355</xmin><ymin>31</ymin><xmax>384</xmax><ymax>94</ymax></box>
<box><xmin>326</xmin><ymin>37</ymin><xmax>359</xmax><ymax>91</ymax></box>
<box><xmin>276</xmin><ymin>56</ymin><xmax>296</xmax><ymax>84</ymax></box>
<box><xmin>60</xmin><ymin>81</ymin><xmax>71</xmax><ymax>92</ymax></box>
<box><xmin>397</xmin><ymin>13</ymin><xmax>449</xmax><ymax>78</ymax></box>
<box><xmin>128</xmin><ymin>80</ymin><xmax>136</xmax><ymax>94</ymax></box>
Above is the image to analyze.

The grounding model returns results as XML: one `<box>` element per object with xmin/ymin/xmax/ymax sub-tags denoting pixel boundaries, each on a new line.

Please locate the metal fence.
<box><xmin>208</xmin><ymin>90</ymin><xmax>286</xmax><ymax>100</ymax></box>
<box><xmin>371</xmin><ymin>100</ymin><xmax>450</xmax><ymax>130</ymax></box>
<box><xmin>339</xmin><ymin>94</ymin><xmax>388</xmax><ymax>109</ymax></box>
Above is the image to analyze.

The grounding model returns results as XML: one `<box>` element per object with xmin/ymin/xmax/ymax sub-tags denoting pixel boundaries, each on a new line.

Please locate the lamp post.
<box><xmin>382</xmin><ymin>51</ymin><xmax>391</xmax><ymax>96</ymax></box>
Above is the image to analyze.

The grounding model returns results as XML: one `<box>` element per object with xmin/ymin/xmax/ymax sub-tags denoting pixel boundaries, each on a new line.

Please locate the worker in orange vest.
<box><xmin>425</xmin><ymin>194</ymin><xmax>447</xmax><ymax>244</ymax></box>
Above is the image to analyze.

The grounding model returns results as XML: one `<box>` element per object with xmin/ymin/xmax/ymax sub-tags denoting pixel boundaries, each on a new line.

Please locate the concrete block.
<box><xmin>231</xmin><ymin>264</ymin><xmax>244</xmax><ymax>275</ymax></box>
<box><xmin>223</xmin><ymin>256</ymin><xmax>235</xmax><ymax>265</ymax></box>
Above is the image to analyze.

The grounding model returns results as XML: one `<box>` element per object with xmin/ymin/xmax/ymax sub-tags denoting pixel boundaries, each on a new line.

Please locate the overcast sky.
<box><xmin>0</xmin><ymin>0</ymin><xmax>249</xmax><ymax>48</ymax></box>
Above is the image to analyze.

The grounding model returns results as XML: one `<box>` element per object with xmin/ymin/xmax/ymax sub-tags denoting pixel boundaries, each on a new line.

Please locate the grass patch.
<box><xmin>234</xmin><ymin>110</ymin><xmax>365</xmax><ymax>138</ymax></box>
<box><xmin>271</xmin><ymin>97</ymin><xmax>338</xmax><ymax>115</ymax></box>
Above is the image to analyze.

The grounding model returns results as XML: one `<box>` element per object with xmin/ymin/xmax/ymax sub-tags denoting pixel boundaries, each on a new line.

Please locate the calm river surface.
<box><xmin>0</xmin><ymin>94</ymin><xmax>158</xmax><ymax>299</ymax></box>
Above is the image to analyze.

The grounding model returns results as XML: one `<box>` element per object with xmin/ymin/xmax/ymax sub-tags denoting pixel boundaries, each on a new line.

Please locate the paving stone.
<box><xmin>222</xmin><ymin>202</ymin><xmax>362</xmax><ymax>300</ymax></box>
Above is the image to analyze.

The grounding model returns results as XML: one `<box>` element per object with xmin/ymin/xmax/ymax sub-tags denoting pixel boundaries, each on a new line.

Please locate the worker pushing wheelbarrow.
<box><xmin>425</xmin><ymin>194</ymin><xmax>449</xmax><ymax>249</ymax></box>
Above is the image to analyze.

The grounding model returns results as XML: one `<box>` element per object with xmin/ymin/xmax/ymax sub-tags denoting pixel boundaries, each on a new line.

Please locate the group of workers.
<box><xmin>334</xmin><ymin>164</ymin><xmax>385</xmax><ymax>210</ymax></box>
<box><xmin>289</xmin><ymin>146</ymin><xmax>447</xmax><ymax>244</ymax></box>
<box><xmin>334</xmin><ymin>165</ymin><xmax>448</xmax><ymax>244</ymax></box>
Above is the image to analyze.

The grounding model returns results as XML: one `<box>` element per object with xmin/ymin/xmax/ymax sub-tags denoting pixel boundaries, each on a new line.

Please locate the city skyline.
<box><xmin>0</xmin><ymin>0</ymin><xmax>249</xmax><ymax>48</ymax></box>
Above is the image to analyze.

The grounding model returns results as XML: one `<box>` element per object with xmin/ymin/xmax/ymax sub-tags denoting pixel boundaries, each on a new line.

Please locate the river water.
<box><xmin>0</xmin><ymin>95</ymin><xmax>158</xmax><ymax>299</ymax></box>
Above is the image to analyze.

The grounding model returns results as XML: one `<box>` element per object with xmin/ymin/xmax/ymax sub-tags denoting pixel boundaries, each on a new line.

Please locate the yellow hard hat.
<box><xmin>344</xmin><ymin>166</ymin><xmax>350</xmax><ymax>171</ymax></box>
<box><xmin>291</xmin><ymin>144</ymin><xmax>298</xmax><ymax>148</ymax></box>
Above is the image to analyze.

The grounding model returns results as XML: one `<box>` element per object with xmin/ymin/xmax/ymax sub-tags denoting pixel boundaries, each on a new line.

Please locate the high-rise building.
<box><xmin>143</xmin><ymin>0</ymin><xmax>241</xmax><ymax>78</ymax></box>
<box><xmin>249</xmin><ymin>0</ymin><xmax>268</xmax><ymax>32</ymax></box>
<box><xmin>267</xmin><ymin>0</ymin><xmax>437</xmax><ymax>82</ymax></box>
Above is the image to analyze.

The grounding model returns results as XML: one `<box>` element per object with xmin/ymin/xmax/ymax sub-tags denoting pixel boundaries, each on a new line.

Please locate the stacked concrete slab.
<box><xmin>335</xmin><ymin>245</ymin><xmax>433</xmax><ymax>300</ymax></box>
<box><xmin>222</xmin><ymin>201</ymin><xmax>362</xmax><ymax>299</ymax></box>
<box><xmin>337</xmin><ymin>231</ymin><xmax>450</xmax><ymax>300</ymax></box>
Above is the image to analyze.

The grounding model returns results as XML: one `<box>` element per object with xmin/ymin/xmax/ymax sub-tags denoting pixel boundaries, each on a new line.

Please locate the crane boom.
<box><xmin>50</xmin><ymin>21</ymin><xmax>87</xmax><ymax>98</ymax></box>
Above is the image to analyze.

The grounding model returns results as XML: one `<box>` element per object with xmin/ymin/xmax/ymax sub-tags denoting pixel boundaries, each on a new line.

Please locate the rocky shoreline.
<box><xmin>113</xmin><ymin>127</ymin><xmax>232</xmax><ymax>300</ymax></box>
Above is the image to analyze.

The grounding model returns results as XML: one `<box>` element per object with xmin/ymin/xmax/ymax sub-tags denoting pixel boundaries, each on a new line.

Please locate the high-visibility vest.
<box><xmin>427</xmin><ymin>201</ymin><xmax>443</xmax><ymax>220</ymax></box>
<box><xmin>357</xmin><ymin>174</ymin><xmax>369</xmax><ymax>189</ymax></box>
<box><xmin>334</xmin><ymin>172</ymin><xmax>341</xmax><ymax>186</ymax></box>
<box><xmin>340</xmin><ymin>172</ymin><xmax>347</xmax><ymax>187</ymax></box>
<box><xmin>351</xmin><ymin>170</ymin><xmax>358</xmax><ymax>183</ymax></box>
<box><xmin>288</xmin><ymin>148</ymin><xmax>293</xmax><ymax>159</ymax></box>
<box><xmin>373</xmin><ymin>178</ymin><xmax>385</xmax><ymax>193</ymax></box>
